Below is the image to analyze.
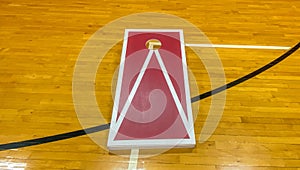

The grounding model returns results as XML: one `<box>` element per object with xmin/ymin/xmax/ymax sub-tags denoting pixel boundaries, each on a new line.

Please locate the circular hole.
<box><xmin>145</xmin><ymin>39</ymin><xmax>162</xmax><ymax>50</ymax></box>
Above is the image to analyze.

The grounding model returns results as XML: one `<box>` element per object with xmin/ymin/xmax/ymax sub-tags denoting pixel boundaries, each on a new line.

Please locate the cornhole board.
<box><xmin>107</xmin><ymin>29</ymin><xmax>195</xmax><ymax>150</ymax></box>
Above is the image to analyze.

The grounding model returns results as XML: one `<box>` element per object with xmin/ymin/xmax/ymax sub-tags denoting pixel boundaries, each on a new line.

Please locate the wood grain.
<box><xmin>0</xmin><ymin>0</ymin><xmax>300</xmax><ymax>169</ymax></box>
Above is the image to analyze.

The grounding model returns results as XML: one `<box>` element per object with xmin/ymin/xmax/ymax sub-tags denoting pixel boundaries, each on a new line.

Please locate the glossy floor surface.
<box><xmin>0</xmin><ymin>0</ymin><xmax>300</xmax><ymax>169</ymax></box>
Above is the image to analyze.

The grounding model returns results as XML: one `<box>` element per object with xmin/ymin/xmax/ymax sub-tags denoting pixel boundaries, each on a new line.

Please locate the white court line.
<box><xmin>185</xmin><ymin>44</ymin><xmax>290</xmax><ymax>50</ymax></box>
<box><xmin>128</xmin><ymin>149</ymin><xmax>139</xmax><ymax>170</ymax></box>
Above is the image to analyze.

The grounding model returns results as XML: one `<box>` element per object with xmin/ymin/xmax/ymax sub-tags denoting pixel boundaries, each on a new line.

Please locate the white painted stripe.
<box><xmin>110</xmin><ymin>30</ymin><xmax>130</xmax><ymax>123</ymax></box>
<box><xmin>154</xmin><ymin>50</ymin><xmax>191</xmax><ymax>134</ymax></box>
<box><xmin>107</xmin><ymin>30</ymin><xmax>130</xmax><ymax>147</ymax></box>
<box><xmin>128</xmin><ymin>148</ymin><xmax>139</xmax><ymax>170</ymax></box>
<box><xmin>111</xmin><ymin>50</ymin><xmax>154</xmax><ymax>139</ymax></box>
<box><xmin>179</xmin><ymin>30</ymin><xmax>195</xmax><ymax>128</ymax></box>
<box><xmin>185</xmin><ymin>43</ymin><xmax>290</xmax><ymax>50</ymax></box>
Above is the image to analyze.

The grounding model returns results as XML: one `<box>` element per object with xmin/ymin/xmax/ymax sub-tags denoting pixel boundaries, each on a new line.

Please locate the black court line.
<box><xmin>191</xmin><ymin>42</ymin><xmax>300</xmax><ymax>102</ymax></box>
<box><xmin>0</xmin><ymin>42</ymin><xmax>299</xmax><ymax>151</ymax></box>
<box><xmin>0</xmin><ymin>124</ymin><xmax>110</xmax><ymax>151</ymax></box>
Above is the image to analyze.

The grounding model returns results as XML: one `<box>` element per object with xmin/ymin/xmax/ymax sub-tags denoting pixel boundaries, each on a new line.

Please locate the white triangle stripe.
<box><xmin>154</xmin><ymin>50</ymin><xmax>190</xmax><ymax>134</ymax></box>
<box><xmin>110</xmin><ymin>50</ymin><xmax>154</xmax><ymax>140</ymax></box>
<box><xmin>112</xmin><ymin>49</ymin><xmax>191</xmax><ymax>140</ymax></box>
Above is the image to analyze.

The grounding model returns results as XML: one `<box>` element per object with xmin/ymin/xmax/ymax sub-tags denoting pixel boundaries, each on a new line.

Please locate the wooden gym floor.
<box><xmin>0</xmin><ymin>0</ymin><xmax>300</xmax><ymax>169</ymax></box>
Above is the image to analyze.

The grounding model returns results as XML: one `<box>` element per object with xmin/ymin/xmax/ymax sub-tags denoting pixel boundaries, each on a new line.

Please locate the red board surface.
<box><xmin>107</xmin><ymin>29</ymin><xmax>195</xmax><ymax>150</ymax></box>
